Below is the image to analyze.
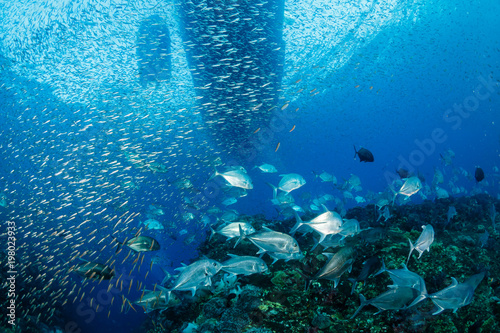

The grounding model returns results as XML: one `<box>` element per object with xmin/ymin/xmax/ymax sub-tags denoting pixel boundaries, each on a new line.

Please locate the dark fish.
<box><xmin>474</xmin><ymin>167</ymin><xmax>484</xmax><ymax>182</ymax></box>
<box><xmin>396</xmin><ymin>168</ymin><xmax>410</xmax><ymax>179</ymax></box>
<box><xmin>360</xmin><ymin>227</ymin><xmax>386</xmax><ymax>244</ymax></box>
<box><xmin>73</xmin><ymin>260</ymin><xmax>115</xmax><ymax>280</ymax></box>
<box><xmin>348</xmin><ymin>256</ymin><xmax>384</xmax><ymax>294</ymax></box>
<box><xmin>354</xmin><ymin>145</ymin><xmax>374</xmax><ymax>162</ymax></box>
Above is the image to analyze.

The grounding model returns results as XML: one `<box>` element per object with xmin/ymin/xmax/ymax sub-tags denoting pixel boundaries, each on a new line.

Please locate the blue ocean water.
<box><xmin>0</xmin><ymin>0</ymin><xmax>499</xmax><ymax>332</ymax></box>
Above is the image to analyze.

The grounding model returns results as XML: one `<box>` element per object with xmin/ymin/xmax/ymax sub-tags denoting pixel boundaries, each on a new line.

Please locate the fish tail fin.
<box><xmin>350</xmin><ymin>294</ymin><xmax>367</xmax><ymax>319</ymax></box>
<box><xmin>353</xmin><ymin>145</ymin><xmax>358</xmax><ymax>159</ymax></box>
<box><xmin>266</xmin><ymin>182</ymin><xmax>278</xmax><ymax>200</ymax></box>
<box><xmin>295</xmin><ymin>269</ymin><xmax>313</xmax><ymax>291</ymax></box>
<box><xmin>406</xmin><ymin>239</ymin><xmax>415</xmax><ymax>265</ymax></box>
<box><xmin>208</xmin><ymin>167</ymin><xmax>219</xmax><ymax>181</ymax></box>
<box><xmin>392</xmin><ymin>191</ymin><xmax>397</xmax><ymax>206</ymax></box>
<box><xmin>348</xmin><ymin>278</ymin><xmax>358</xmax><ymax>295</ymax></box>
<box><xmin>110</xmin><ymin>236</ymin><xmax>122</xmax><ymax>254</ymax></box>
<box><xmin>290</xmin><ymin>211</ymin><xmax>303</xmax><ymax>234</ymax></box>
<box><xmin>310</xmin><ymin>239</ymin><xmax>320</xmax><ymax>251</ymax></box>
<box><xmin>209</xmin><ymin>227</ymin><xmax>216</xmax><ymax>241</ymax></box>
<box><xmin>374</xmin><ymin>259</ymin><xmax>386</xmax><ymax>276</ymax></box>
<box><xmin>408</xmin><ymin>293</ymin><xmax>427</xmax><ymax>308</ymax></box>
<box><xmin>233</xmin><ymin>224</ymin><xmax>246</xmax><ymax>248</ymax></box>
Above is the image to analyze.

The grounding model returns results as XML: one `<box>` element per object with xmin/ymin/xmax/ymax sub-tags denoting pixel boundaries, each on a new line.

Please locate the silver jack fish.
<box><xmin>221</xmin><ymin>254</ymin><xmax>268</xmax><ymax>276</ymax></box>
<box><xmin>312</xmin><ymin>247</ymin><xmax>356</xmax><ymax>288</ymax></box>
<box><xmin>114</xmin><ymin>235</ymin><xmax>161</xmax><ymax>253</ymax></box>
<box><xmin>406</xmin><ymin>224</ymin><xmax>434</xmax><ymax>264</ymax></box>
<box><xmin>167</xmin><ymin>258</ymin><xmax>223</xmax><ymax>300</ymax></box>
<box><xmin>72</xmin><ymin>259</ymin><xmax>115</xmax><ymax>280</ymax></box>
<box><xmin>234</xmin><ymin>225</ymin><xmax>301</xmax><ymax>256</ymax></box>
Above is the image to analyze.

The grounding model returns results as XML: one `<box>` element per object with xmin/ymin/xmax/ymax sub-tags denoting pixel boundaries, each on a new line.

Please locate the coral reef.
<box><xmin>142</xmin><ymin>194</ymin><xmax>500</xmax><ymax>332</ymax></box>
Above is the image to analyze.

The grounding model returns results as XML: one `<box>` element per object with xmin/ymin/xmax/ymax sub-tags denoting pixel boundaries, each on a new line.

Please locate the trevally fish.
<box><xmin>381</xmin><ymin>261</ymin><xmax>427</xmax><ymax>307</ymax></box>
<box><xmin>210</xmin><ymin>222</ymin><xmax>255</xmax><ymax>241</ymax></box>
<box><xmin>314</xmin><ymin>171</ymin><xmax>337</xmax><ymax>184</ymax></box>
<box><xmin>277</xmin><ymin>173</ymin><xmax>306</xmax><ymax>193</ymax></box>
<box><xmin>146</xmin><ymin>162</ymin><xmax>168</xmax><ymax>173</ymax></box>
<box><xmin>339</xmin><ymin>219</ymin><xmax>361</xmax><ymax>239</ymax></box>
<box><xmin>235</xmin><ymin>226</ymin><xmax>301</xmax><ymax>255</ymax></box>
<box><xmin>291</xmin><ymin>206</ymin><xmax>343</xmax><ymax>244</ymax></box>
<box><xmin>147</xmin><ymin>204</ymin><xmax>165</xmax><ymax>216</ymax></box>
<box><xmin>253</xmin><ymin>163</ymin><xmax>277</xmax><ymax>173</ymax></box>
<box><xmin>435</xmin><ymin>187</ymin><xmax>449</xmax><ymax>199</ymax></box>
<box><xmin>210</xmin><ymin>167</ymin><xmax>253</xmax><ymax>189</ymax></box>
<box><xmin>392</xmin><ymin>176</ymin><xmax>422</xmax><ymax>204</ymax></box>
<box><xmin>267</xmin><ymin>183</ymin><xmax>295</xmax><ymax>205</ymax></box>
<box><xmin>167</xmin><ymin>258</ymin><xmax>223</xmax><ymax>299</ymax></box>
<box><xmin>114</xmin><ymin>235</ymin><xmax>160</xmax><ymax>253</ymax></box>
<box><xmin>72</xmin><ymin>259</ymin><xmax>115</xmax><ymax>280</ymax></box>
<box><xmin>377</xmin><ymin>206</ymin><xmax>392</xmax><ymax>222</ymax></box>
<box><xmin>351</xmin><ymin>286</ymin><xmax>419</xmax><ymax>318</ymax></box>
<box><xmin>355</xmin><ymin>196</ymin><xmax>366</xmax><ymax>203</ymax></box>
<box><xmin>426</xmin><ymin>271</ymin><xmax>485</xmax><ymax>315</ymax></box>
<box><xmin>221</xmin><ymin>254</ymin><xmax>268</xmax><ymax>276</ymax></box>
<box><xmin>222</xmin><ymin>197</ymin><xmax>237</xmax><ymax>206</ymax></box>
<box><xmin>446</xmin><ymin>206</ymin><xmax>457</xmax><ymax>225</ymax></box>
<box><xmin>312</xmin><ymin>247</ymin><xmax>356</xmax><ymax>288</ymax></box>
<box><xmin>133</xmin><ymin>287</ymin><xmax>180</xmax><ymax>313</ymax></box>
<box><xmin>432</xmin><ymin>168</ymin><xmax>444</xmax><ymax>186</ymax></box>
<box><xmin>407</xmin><ymin>224</ymin><xmax>434</xmax><ymax>264</ymax></box>
<box><xmin>343</xmin><ymin>174</ymin><xmax>362</xmax><ymax>192</ymax></box>
<box><xmin>440</xmin><ymin>149</ymin><xmax>455</xmax><ymax>166</ymax></box>
<box><xmin>219</xmin><ymin>209</ymin><xmax>239</xmax><ymax>222</ymax></box>
<box><xmin>140</xmin><ymin>219</ymin><xmax>164</xmax><ymax>230</ymax></box>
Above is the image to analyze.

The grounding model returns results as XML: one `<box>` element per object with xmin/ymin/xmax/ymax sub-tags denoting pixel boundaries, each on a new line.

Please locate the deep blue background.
<box><xmin>0</xmin><ymin>0</ymin><xmax>499</xmax><ymax>332</ymax></box>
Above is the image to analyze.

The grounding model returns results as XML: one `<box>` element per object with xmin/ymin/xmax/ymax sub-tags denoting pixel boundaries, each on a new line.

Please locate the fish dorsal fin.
<box><xmin>174</xmin><ymin>264</ymin><xmax>187</xmax><ymax>272</ymax></box>
<box><xmin>262</xmin><ymin>226</ymin><xmax>274</xmax><ymax>232</ymax></box>
<box><xmin>227</xmin><ymin>254</ymin><xmax>240</xmax><ymax>258</ymax></box>
<box><xmin>157</xmin><ymin>285</ymin><xmax>169</xmax><ymax>292</ymax></box>
<box><xmin>450</xmin><ymin>277</ymin><xmax>458</xmax><ymax>287</ymax></box>
<box><xmin>256</xmin><ymin>247</ymin><xmax>267</xmax><ymax>255</ymax></box>
<box><xmin>321</xmin><ymin>204</ymin><xmax>330</xmax><ymax>213</ymax></box>
<box><xmin>322</xmin><ymin>252</ymin><xmax>334</xmax><ymax>260</ymax></box>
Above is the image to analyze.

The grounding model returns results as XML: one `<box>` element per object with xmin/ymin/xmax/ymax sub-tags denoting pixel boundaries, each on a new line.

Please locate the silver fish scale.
<box><xmin>247</xmin><ymin>230</ymin><xmax>300</xmax><ymax>254</ymax></box>
<box><xmin>171</xmin><ymin>259</ymin><xmax>222</xmax><ymax>295</ymax></box>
